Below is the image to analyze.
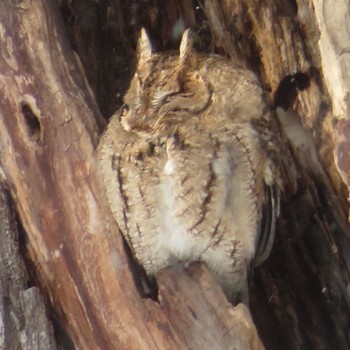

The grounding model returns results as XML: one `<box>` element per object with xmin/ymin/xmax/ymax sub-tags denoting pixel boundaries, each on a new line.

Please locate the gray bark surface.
<box><xmin>0</xmin><ymin>184</ymin><xmax>57</xmax><ymax>349</ymax></box>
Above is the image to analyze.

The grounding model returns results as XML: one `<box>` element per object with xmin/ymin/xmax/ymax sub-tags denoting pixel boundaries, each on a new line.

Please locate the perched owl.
<box><xmin>98</xmin><ymin>29</ymin><xmax>280</xmax><ymax>300</ymax></box>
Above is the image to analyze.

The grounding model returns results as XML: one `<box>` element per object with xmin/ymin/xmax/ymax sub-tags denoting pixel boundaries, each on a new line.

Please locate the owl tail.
<box><xmin>253</xmin><ymin>184</ymin><xmax>280</xmax><ymax>267</ymax></box>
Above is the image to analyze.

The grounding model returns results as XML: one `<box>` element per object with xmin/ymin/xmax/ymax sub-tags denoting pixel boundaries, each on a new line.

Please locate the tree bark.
<box><xmin>0</xmin><ymin>0</ymin><xmax>263</xmax><ymax>349</ymax></box>
<box><xmin>0</xmin><ymin>183</ymin><xmax>57</xmax><ymax>349</ymax></box>
<box><xmin>1</xmin><ymin>0</ymin><xmax>350</xmax><ymax>349</ymax></box>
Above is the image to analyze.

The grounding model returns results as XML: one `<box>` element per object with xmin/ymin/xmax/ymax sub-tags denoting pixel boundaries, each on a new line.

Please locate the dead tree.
<box><xmin>0</xmin><ymin>0</ymin><xmax>349</xmax><ymax>349</ymax></box>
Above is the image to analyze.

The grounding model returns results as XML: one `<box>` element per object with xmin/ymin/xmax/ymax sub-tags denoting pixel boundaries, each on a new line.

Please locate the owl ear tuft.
<box><xmin>179</xmin><ymin>29</ymin><xmax>193</xmax><ymax>66</ymax></box>
<box><xmin>137</xmin><ymin>28</ymin><xmax>152</xmax><ymax>67</ymax></box>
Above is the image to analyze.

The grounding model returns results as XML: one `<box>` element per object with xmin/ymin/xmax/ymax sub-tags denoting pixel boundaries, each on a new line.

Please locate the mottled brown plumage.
<box><xmin>98</xmin><ymin>29</ymin><xmax>280</xmax><ymax>299</ymax></box>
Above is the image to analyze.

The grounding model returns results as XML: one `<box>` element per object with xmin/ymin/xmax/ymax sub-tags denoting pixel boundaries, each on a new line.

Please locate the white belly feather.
<box><xmin>153</xmin><ymin>145</ymin><xmax>258</xmax><ymax>294</ymax></box>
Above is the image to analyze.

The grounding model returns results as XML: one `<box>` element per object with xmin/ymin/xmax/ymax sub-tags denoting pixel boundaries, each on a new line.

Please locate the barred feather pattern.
<box><xmin>98</xmin><ymin>29</ymin><xmax>279</xmax><ymax>298</ymax></box>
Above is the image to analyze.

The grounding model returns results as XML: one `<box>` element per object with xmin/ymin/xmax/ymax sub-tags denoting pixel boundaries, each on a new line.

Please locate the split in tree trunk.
<box><xmin>0</xmin><ymin>0</ymin><xmax>350</xmax><ymax>349</ymax></box>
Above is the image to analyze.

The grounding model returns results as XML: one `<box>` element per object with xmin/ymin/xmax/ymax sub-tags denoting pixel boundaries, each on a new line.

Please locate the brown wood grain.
<box><xmin>1</xmin><ymin>0</ymin><xmax>350</xmax><ymax>349</ymax></box>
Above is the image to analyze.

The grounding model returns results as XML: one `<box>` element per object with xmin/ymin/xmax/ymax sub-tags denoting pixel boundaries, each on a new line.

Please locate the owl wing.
<box><xmin>253</xmin><ymin>183</ymin><xmax>280</xmax><ymax>267</ymax></box>
<box><xmin>98</xmin><ymin>111</ymin><xmax>130</xmax><ymax>234</ymax></box>
<box><xmin>98</xmin><ymin>110</ymin><xmax>167</xmax><ymax>274</ymax></box>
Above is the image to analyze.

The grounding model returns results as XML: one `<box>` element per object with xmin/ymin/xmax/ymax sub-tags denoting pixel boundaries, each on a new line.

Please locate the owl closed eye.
<box><xmin>121</xmin><ymin>29</ymin><xmax>212</xmax><ymax>134</ymax></box>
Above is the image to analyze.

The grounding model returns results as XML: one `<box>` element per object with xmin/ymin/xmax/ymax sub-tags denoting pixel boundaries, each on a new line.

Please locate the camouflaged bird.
<box><xmin>98</xmin><ymin>28</ymin><xmax>280</xmax><ymax>300</ymax></box>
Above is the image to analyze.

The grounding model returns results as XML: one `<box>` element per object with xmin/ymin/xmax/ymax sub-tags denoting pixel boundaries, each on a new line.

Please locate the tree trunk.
<box><xmin>0</xmin><ymin>184</ymin><xmax>57</xmax><ymax>349</ymax></box>
<box><xmin>0</xmin><ymin>0</ymin><xmax>349</xmax><ymax>349</ymax></box>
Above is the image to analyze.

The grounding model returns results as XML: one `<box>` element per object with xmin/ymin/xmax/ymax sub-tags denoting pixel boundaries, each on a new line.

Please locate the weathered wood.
<box><xmin>62</xmin><ymin>0</ymin><xmax>350</xmax><ymax>348</ymax></box>
<box><xmin>201</xmin><ymin>1</ymin><xmax>350</xmax><ymax>348</ymax></box>
<box><xmin>157</xmin><ymin>263</ymin><xmax>263</xmax><ymax>350</ymax></box>
<box><xmin>0</xmin><ymin>0</ymin><xmax>167</xmax><ymax>348</ymax></box>
<box><xmin>2</xmin><ymin>0</ymin><xmax>350</xmax><ymax>348</ymax></box>
<box><xmin>0</xmin><ymin>184</ymin><xmax>57</xmax><ymax>349</ymax></box>
<box><xmin>313</xmin><ymin>0</ymin><xmax>350</xmax><ymax>221</ymax></box>
<box><xmin>0</xmin><ymin>1</ymin><xmax>267</xmax><ymax>349</ymax></box>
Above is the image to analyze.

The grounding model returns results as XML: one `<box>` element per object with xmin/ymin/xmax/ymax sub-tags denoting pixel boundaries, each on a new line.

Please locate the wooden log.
<box><xmin>0</xmin><ymin>0</ymin><xmax>264</xmax><ymax>348</ymax></box>
<box><xmin>0</xmin><ymin>184</ymin><xmax>57</xmax><ymax>349</ymax></box>
<box><xmin>157</xmin><ymin>263</ymin><xmax>263</xmax><ymax>350</ymax></box>
<box><xmin>61</xmin><ymin>0</ymin><xmax>350</xmax><ymax>348</ymax></box>
<box><xmin>1</xmin><ymin>0</ymin><xmax>350</xmax><ymax>348</ymax></box>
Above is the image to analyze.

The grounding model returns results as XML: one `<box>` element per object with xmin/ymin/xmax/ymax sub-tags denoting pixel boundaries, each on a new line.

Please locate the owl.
<box><xmin>98</xmin><ymin>28</ymin><xmax>280</xmax><ymax>300</ymax></box>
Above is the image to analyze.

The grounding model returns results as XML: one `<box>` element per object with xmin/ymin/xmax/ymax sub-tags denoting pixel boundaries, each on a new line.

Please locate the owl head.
<box><xmin>120</xmin><ymin>28</ymin><xmax>211</xmax><ymax>135</ymax></box>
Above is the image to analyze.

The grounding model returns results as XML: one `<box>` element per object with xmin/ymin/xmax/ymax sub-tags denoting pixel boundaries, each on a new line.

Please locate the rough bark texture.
<box><xmin>0</xmin><ymin>0</ymin><xmax>263</xmax><ymax>349</ymax></box>
<box><xmin>0</xmin><ymin>184</ymin><xmax>57</xmax><ymax>349</ymax></box>
<box><xmin>156</xmin><ymin>263</ymin><xmax>263</xmax><ymax>350</ymax></box>
<box><xmin>1</xmin><ymin>0</ymin><xmax>350</xmax><ymax>349</ymax></box>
